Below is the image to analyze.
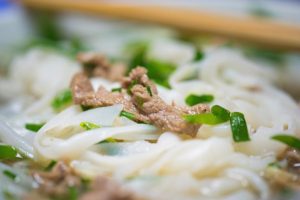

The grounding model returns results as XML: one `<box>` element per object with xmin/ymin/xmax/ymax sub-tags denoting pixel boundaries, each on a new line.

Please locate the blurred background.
<box><xmin>1</xmin><ymin>0</ymin><xmax>300</xmax><ymax>98</ymax></box>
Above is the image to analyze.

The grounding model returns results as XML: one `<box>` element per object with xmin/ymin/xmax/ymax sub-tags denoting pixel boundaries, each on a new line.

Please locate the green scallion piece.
<box><xmin>127</xmin><ymin>80</ymin><xmax>138</xmax><ymax>94</ymax></box>
<box><xmin>80</xmin><ymin>122</ymin><xmax>100</xmax><ymax>130</ymax></box>
<box><xmin>211</xmin><ymin>105</ymin><xmax>230</xmax><ymax>121</ymax></box>
<box><xmin>146</xmin><ymin>86</ymin><xmax>153</xmax><ymax>96</ymax></box>
<box><xmin>111</xmin><ymin>87</ymin><xmax>122</xmax><ymax>92</ymax></box>
<box><xmin>45</xmin><ymin>160</ymin><xmax>57</xmax><ymax>171</ymax></box>
<box><xmin>268</xmin><ymin>162</ymin><xmax>281</xmax><ymax>169</ymax></box>
<box><xmin>144</xmin><ymin>59</ymin><xmax>175</xmax><ymax>89</ymax></box>
<box><xmin>51</xmin><ymin>89</ymin><xmax>73</xmax><ymax>112</ymax></box>
<box><xmin>68</xmin><ymin>186</ymin><xmax>78</xmax><ymax>200</ymax></box>
<box><xmin>0</xmin><ymin>145</ymin><xmax>18</xmax><ymax>160</ymax></box>
<box><xmin>98</xmin><ymin>138</ymin><xmax>117</xmax><ymax>144</ymax></box>
<box><xmin>184</xmin><ymin>113</ymin><xmax>226</xmax><ymax>125</ymax></box>
<box><xmin>120</xmin><ymin>111</ymin><xmax>135</xmax><ymax>120</ymax></box>
<box><xmin>194</xmin><ymin>50</ymin><xmax>204</xmax><ymax>61</ymax></box>
<box><xmin>3</xmin><ymin>170</ymin><xmax>17</xmax><ymax>180</ymax></box>
<box><xmin>25</xmin><ymin>123</ymin><xmax>45</xmax><ymax>132</ymax></box>
<box><xmin>81</xmin><ymin>105</ymin><xmax>92</xmax><ymax>111</ymax></box>
<box><xmin>230</xmin><ymin>112</ymin><xmax>250</xmax><ymax>142</ymax></box>
<box><xmin>271</xmin><ymin>134</ymin><xmax>300</xmax><ymax>150</ymax></box>
<box><xmin>185</xmin><ymin>94</ymin><xmax>214</xmax><ymax>106</ymax></box>
<box><xmin>184</xmin><ymin>105</ymin><xmax>229</xmax><ymax>125</ymax></box>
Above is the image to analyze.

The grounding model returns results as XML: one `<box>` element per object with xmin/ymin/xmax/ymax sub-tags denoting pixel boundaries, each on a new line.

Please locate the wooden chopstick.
<box><xmin>21</xmin><ymin>0</ymin><xmax>300</xmax><ymax>51</ymax></box>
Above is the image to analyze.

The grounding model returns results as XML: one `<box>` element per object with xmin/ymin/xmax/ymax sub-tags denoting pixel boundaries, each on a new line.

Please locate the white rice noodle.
<box><xmin>147</xmin><ymin>39</ymin><xmax>195</xmax><ymax>65</ymax></box>
<box><xmin>0</xmin><ymin>163</ymin><xmax>35</xmax><ymax>199</ymax></box>
<box><xmin>0</xmin><ymin>120</ymin><xmax>34</xmax><ymax>158</ymax></box>
<box><xmin>10</xmin><ymin>48</ymin><xmax>80</xmax><ymax>97</ymax></box>
<box><xmin>171</xmin><ymin>48</ymin><xmax>300</xmax><ymax>155</ymax></box>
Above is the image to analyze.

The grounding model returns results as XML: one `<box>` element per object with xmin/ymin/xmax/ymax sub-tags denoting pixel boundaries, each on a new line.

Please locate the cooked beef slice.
<box><xmin>77</xmin><ymin>52</ymin><xmax>126</xmax><ymax>81</ymax></box>
<box><xmin>70</xmin><ymin>65</ymin><xmax>209</xmax><ymax>136</ymax></box>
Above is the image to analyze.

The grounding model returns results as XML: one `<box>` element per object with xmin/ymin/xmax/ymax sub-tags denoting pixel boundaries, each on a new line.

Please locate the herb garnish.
<box><xmin>79</xmin><ymin>122</ymin><xmax>115</xmax><ymax>143</ymax></box>
<box><xmin>80</xmin><ymin>122</ymin><xmax>100</xmax><ymax>130</ymax></box>
<box><xmin>184</xmin><ymin>105</ymin><xmax>230</xmax><ymax>125</ymax></box>
<box><xmin>230</xmin><ymin>112</ymin><xmax>250</xmax><ymax>142</ymax></box>
<box><xmin>145</xmin><ymin>59</ymin><xmax>175</xmax><ymax>88</ymax></box>
<box><xmin>45</xmin><ymin>160</ymin><xmax>57</xmax><ymax>171</ymax></box>
<box><xmin>111</xmin><ymin>87</ymin><xmax>122</xmax><ymax>92</ymax></box>
<box><xmin>98</xmin><ymin>138</ymin><xmax>117</xmax><ymax>144</ymax></box>
<box><xmin>185</xmin><ymin>94</ymin><xmax>214</xmax><ymax>106</ymax></box>
<box><xmin>0</xmin><ymin>145</ymin><xmax>18</xmax><ymax>160</ymax></box>
<box><xmin>3</xmin><ymin>170</ymin><xmax>17</xmax><ymax>181</ymax></box>
<box><xmin>51</xmin><ymin>89</ymin><xmax>73</xmax><ymax>112</ymax></box>
<box><xmin>120</xmin><ymin>111</ymin><xmax>136</xmax><ymax>121</ymax></box>
<box><xmin>127</xmin><ymin>80</ymin><xmax>138</xmax><ymax>94</ymax></box>
<box><xmin>194</xmin><ymin>50</ymin><xmax>204</xmax><ymax>61</ymax></box>
<box><xmin>126</xmin><ymin>41</ymin><xmax>175</xmax><ymax>88</ymax></box>
<box><xmin>271</xmin><ymin>135</ymin><xmax>300</xmax><ymax>150</ymax></box>
<box><xmin>184</xmin><ymin>105</ymin><xmax>250</xmax><ymax>142</ymax></box>
<box><xmin>68</xmin><ymin>186</ymin><xmax>78</xmax><ymax>200</ymax></box>
<box><xmin>25</xmin><ymin>123</ymin><xmax>45</xmax><ymax>132</ymax></box>
<box><xmin>81</xmin><ymin>105</ymin><xmax>93</xmax><ymax>111</ymax></box>
<box><xmin>146</xmin><ymin>86</ymin><xmax>153</xmax><ymax>96</ymax></box>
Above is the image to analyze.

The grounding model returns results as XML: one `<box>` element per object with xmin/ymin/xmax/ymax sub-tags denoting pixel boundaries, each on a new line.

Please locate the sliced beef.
<box><xmin>80</xmin><ymin>176</ymin><xmax>141</xmax><ymax>200</ymax></box>
<box><xmin>25</xmin><ymin>161</ymin><xmax>142</xmax><ymax>200</ymax></box>
<box><xmin>70</xmin><ymin>66</ymin><xmax>209</xmax><ymax>136</ymax></box>
<box><xmin>77</xmin><ymin>52</ymin><xmax>126</xmax><ymax>81</ymax></box>
<box><xmin>70</xmin><ymin>72</ymin><xmax>143</xmax><ymax>121</ymax></box>
<box><xmin>279</xmin><ymin>148</ymin><xmax>300</xmax><ymax>174</ymax></box>
<box><xmin>31</xmin><ymin>161</ymin><xmax>81</xmax><ymax>197</ymax></box>
<box><xmin>124</xmin><ymin>67</ymin><xmax>209</xmax><ymax>136</ymax></box>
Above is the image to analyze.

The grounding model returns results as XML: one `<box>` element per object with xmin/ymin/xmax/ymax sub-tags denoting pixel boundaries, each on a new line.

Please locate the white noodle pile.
<box><xmin>3</xmin><ymin>46</ymin><xmax>300</xmax><ymax>200</ymax></box>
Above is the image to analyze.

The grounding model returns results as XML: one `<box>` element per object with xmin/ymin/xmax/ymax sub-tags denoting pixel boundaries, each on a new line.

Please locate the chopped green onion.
<box><xmin>211</xmin><ymin>105</ymin><xmax>230</xmax><ymax>121</ymax></box>
<box><xmin>120</xmin><ymin>111</ymin><xmax>135</xmax><ymax>120</ymax></box>
<box><xmin>184</xmin><ymin>105</ymin><xmax>229</xmax><ymax>125</ymax></box>
<box><xmin>81</xmin><ymin>105</ymin><xmax>93</xmax><ymax>111</ymax></box>
<box><xmin>98</xmin><ymin>138</ymin><xmax>117</xmax><ymax>144</ymax></box>
<box><xmin>3</xmin><ymin>170</ymin><xmax>17</xmax><ymax>180</ymax></box>
<box><xmin>184</xmin><ymin>113</ymin><xmax>226</xmax><ymax>125</ymax></box>
<box><xmin>0</xmin><ymin>145</ymin><xmax>18</xmax><ymax>160</ymax></box>
<box><xmin>194</xmin><ymin>50</ymin><xmax>204</xmax><ymax>61</ymax></box>
<box><xmin>185</xmin><ymin>94</ymin><xmax>214</xmax><ymax>106</ymax></box>
<box><xmin>268</xmin><ymin>162</ymin><xmax>281</xmax><ymax>169</ymax></box>
<box><xmin>51</xmin><ymin>89</ymin><xmax>73</xmax><ymax>112</ymax></box>
<box><xmin>45</xmin><ymin>160</ymin><xmax>57</xmax><ymax>171</ymax></box>
<box><xmin>127</xmin><ymin>80</ymin><xmax>138</xmax><ymax>94</ymax></box>
<box><xmin>184</xmin><ymin>105</ymin><xmax>250</xmax><ymax>143</ymax></box>
<box><xmin>146</xmin><ymin>86</ymin><xmax>153</xmax><ymax>96</ymax></box>
<box><xmin>68</xmin><ymin>186</ymin><xmax>78</xmax><ymax>200</ymax></box>
<box><xmin>126</xmin><ymin>40</ymin><xmax>175</xmax><ymax>88</ymax></box>
<box><xmin>126</xmin><ymin>41</ymin><xmax>149</xmax><ymax>72</ymax></box>
<box><xmin>3</xmin><ymin>190</ymin><xmax>15</xmax><ymax>200</ymax></box>
<box><xmin>25</xmin><ymin>123</ymin><xmax>45</xmax><ymax>132</ymax></box>
<box><xmin>135</xmin><ymin>97</ymin><xmax>144</xmax><ymax>108</ymax></box>
<box><xmin>271</xmin><ymin>134</ymin><xmax>300</xmax><ymax>150</ymax></box>
<box><xmin>230</xmin><ymin>112</ymin><xmax>250</xmax><ymax>142</ymax></box>
<box><xmin>80</xmin><ymin>122</ymin><xmax>100</xmax><ymax>130</ymax></box>
<box><xmin>144</xmin><ymin>59</ymin><xmax>175</xmax><ymax>88</ymax></box>
<box><xmin>111</xmin><ymin>87</ymin><xmax>122</xmax><ymax>92</ymax></box>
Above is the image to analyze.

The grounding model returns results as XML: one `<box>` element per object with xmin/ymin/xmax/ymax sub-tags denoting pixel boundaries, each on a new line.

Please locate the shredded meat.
<box><xmin>80</xmin><ymin>177</ymin><xmax>139</xmax><ymax>200</ymax></box>
<box><xmin>77</xmin><ymin>52</ymin><xmax>126</xmax><ymax>81</ymax></box>
<box><xmin>123</xmin><ymin>67</ymin><xmax>209</xmax><ymax>136</ymax></box>
<box><xmin>264</xmin><ymin>147</ymin><xmax>300</xmax><ymax>190</ymax></box>
<box><xmin>24</xmin><ymin>162</ymin><xmax>142</xmax><ymax>200</ymax></box>
<box><xmin>279</xmin><ymin>148</ymin><xmax>300</xmax><ymax>174</ymax></box>
<box><xmin>70</xmin><ymin>72</ymin><xmax>142</xmax><ymax>121</ymax></box>
<box><xmin>31</xmin><ymin>161</ymin><xmax>81</xmax><ymax>197</ymax></box>
<box><xmin>70</xmin><ymin>66</ymin><xmax>209</xmax><ymax>136</ymax></box>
